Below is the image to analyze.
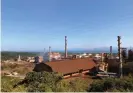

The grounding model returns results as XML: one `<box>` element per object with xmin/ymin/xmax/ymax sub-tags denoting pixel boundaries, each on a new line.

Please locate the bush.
<box><xmin>14</xmin><ymin>71</ymin><xmax>89</xmax><ymax>92</ymax></box>
<box><xmin>55</xmin><ymin>78</ymin><xmax>89</xmax><ymax>92</ymax></box>
<box><xmin>89</xmin><ymin>76</ymin><xmax>133</xmax><ymax>92</ymax></box>
<box><xmin>69</xmin><ymin>78</ymin><xmax>89</xmax><ymax>92</ymax></box>
<box><xmin>18</xmin><ymin>71</ymin><xmax>63</xmax><ymax>92</ymax></box>
<box><xmin>55</xmin><ymin>80</ymin><xmax>71</xmax><ymax>92</ymax></box>
<box><xmin>1</xmin><ymin>76</ymin><xmax>26</xmax><ymax>92</ymax></box>
<box><xmin>89</xmin><ymin>80</ymin><xmax>104</xmax><ymax>92</ymax></box>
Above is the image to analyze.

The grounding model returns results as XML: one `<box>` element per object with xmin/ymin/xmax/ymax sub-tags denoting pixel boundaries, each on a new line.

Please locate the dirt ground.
<box><xmin>1</xmin><ymin>62</ymin><xmax>35</xmax><ymax>76</ymax></box>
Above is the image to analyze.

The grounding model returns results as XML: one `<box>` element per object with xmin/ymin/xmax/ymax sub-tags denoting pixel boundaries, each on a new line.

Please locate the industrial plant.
<box><xmin>1</xmin><ymin>35</ymin><xmax>133</xmax><ymax>80</ymax></box>
<box><xmin>1</xmin><ymin>35</ymin><xmax>133</xmax><ymax>92</ymax></box>
<box><xmin>28</xmin><ymin>36</ymin><xmax>133</xmax><ymax>79</ymax></box>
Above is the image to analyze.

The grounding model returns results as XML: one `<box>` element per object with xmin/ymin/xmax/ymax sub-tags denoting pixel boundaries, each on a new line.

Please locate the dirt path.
<box><xmin>5</xmin><ymin>75</ymin><xmax>25</xmax><ymax>79</ymax></box>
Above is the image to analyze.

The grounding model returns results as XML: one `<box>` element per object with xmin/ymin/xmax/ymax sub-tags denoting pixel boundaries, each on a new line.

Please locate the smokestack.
<box><xmin>117</xmin><ymin>36</ymin><xmax>123</xmax><ymax>78</ymax></box>
<box><xmin>49</xmin><ymin>46</ymin><xmax>51</xmax><ymax>62</ymax></box>
<box><xmin>110</xmin><ymin>46</ymin><xmax>112</xmax><ymax>58</ymax></box>
<box><xmin>65</xmin><ymin>36</ymin><xmax>67</xmax><ymax>58</ymax></box>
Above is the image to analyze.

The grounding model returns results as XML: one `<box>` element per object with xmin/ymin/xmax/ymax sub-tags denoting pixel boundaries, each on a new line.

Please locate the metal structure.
<box><xmin>117</xmin><ymin>36</ymin><xmax>123</xmax><ymax>78</ymax></box>
<box><xmin>121</xmin><ymin>48</ymin><xmax>127</xmax><ymax>59</ymax></box>
<box><xmin>110</xmin><ymin>46</ymin><xmax>113</xmax><ymax>59</ymax></box>
<box><xmin>65</xmin><ymin>36</ymin><xmax>67</xmax><ymax>58</ymax></box>
<box><xmin>49</xmin><ymin>46</ymin><xmax>51</xmax><ymax>62</ymax></box>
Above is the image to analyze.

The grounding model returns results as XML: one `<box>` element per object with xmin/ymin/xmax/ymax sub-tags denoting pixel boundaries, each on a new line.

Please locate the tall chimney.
<box><xmin>65</xmin><ymin>36</ymin><xmax>67</xmax><ymax>58</ymax></box>
<box><xmin>49</xmin><ymin>46</ymin><xmax>51</xmax><ymax>62</ymax></box>
<box><xmin>110</xmin><ymin>46</ymin><xmax>112</xmax><ymax>59</ymax></box>
<box><xmin>117</xmin><ymin>36</ymin><xmax>123</xmax><ymax>78</ymax></box>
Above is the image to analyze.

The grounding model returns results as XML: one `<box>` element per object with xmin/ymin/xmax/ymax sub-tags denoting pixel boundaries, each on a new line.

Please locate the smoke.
<box><xmin>37</xmin><ymin>48</ymin><xmax>50</xmax><ymax>56</ymax></box>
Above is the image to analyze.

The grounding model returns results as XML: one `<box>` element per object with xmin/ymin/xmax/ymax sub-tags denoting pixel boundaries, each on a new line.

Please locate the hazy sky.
<box><xmin>2</xmin><ymin>0</ymin><xmax>133</xmax><ymax>51</ymax></box>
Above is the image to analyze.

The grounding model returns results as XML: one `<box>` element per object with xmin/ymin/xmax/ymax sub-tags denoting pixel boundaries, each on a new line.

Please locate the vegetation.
<box><xmin>23</xmin><ymin>71</ymin><xmax>62</xmax><ymax>92</ymax></box>
<box><xmin>11</xmin><ymin>71</ymin><xmax>89</xmax><ymax>92</ymax></box>
<box><xmin>89</xmin><ymin>75</ymin><xmax>133</xmax><ymax>92</ymax></box>
<box><xmin>1</xmin><ymin>51</ymin><xmax>38</xmax><ymax>61</ymax></box>
<box><xmin>56</xmin><ymin>78</ymin><xmax>89</xmax><ymax>92</ymax></box>
<box><xmin>1</xmin><ymin>76</ymin><xmax>26</xmax><ymax>92</ymax></box>
<box><xmin>1</xmin><ymin>62</ymin><xmax>34</xmax><ymax>75</ymax></box>
<box><xmin>2</xmin><ymin>71</ymin><xmax>133</xmax><ymax>92</ymax></box>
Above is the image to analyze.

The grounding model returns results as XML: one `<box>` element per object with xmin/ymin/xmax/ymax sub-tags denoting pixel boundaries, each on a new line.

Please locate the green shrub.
<box><xmin>19</xmin><ymin>71</ymin><xmax>62</xmax><ymax>92</ymax></box>
<box><xmin>1</xmin><ymin>76</ymin><xmax>26</xmax><ymax>92</ymax></box>
<box><xmin>89</xmin><ymin>80</ymin><xmax>104</xmax><ymax>92</ymax></box>
<box><xmin>55</xmin><ymin>80</ymin><xmax>71</xmax><ymax>92</ymax></box>
<box><xmin>69</xmin><ymin>78</ymin><xmax>89</xmax><ymax>92</ymax></box>
<box><xmin>89</xmin><ymin>76</ymin><xmax>133</xmax><ymax>92</ymax></box>
<box><xmin>15</xmin><ymin>71</ymin><xmax>89</xmax><ymax>92</ymax></box>
<box><xmin>55</xmin><ymin>78</ymin><xmax>89</xmax><ymax>92</ymax></box>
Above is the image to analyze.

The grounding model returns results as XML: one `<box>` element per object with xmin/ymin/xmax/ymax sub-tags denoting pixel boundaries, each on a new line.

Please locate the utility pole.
<box><xmin>65</xmin><ymin>36</ymin><xmax>67</xmax><ymax>59</ymax></box>
<box><xmin>49</xmin><ymin>46</ymin><xmax>51</xmax><ymax>62</ymax></box>
<box><xmin>117</xmin><ymin>36</ymin><xmax>123</xmax><ymax>78</ymax></box>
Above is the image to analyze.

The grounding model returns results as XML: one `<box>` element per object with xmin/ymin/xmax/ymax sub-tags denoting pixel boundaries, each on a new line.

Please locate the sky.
<box><xmin>1</xmin><ymin>0</ymin><xmax>133</xmax><ymax>52</ymax></box>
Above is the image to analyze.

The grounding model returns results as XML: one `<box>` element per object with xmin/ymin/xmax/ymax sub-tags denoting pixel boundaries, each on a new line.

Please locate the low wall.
<box><xmin>63</xmin><ymin>70</ymin><xmax>90</xmax><ymax>79</ymax></box>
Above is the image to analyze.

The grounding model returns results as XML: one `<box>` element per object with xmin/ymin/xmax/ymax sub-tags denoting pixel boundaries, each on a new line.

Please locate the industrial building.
<box><xmin>32</xmin><ymin>36</ymin><xmax>123</xmax><ymax>78</ymax></box>
<box><xmin>33</xmin><ymin>58</ymin><xmax>96</xmax><ymax>78</ymax></box>
<box><xmin>43</xmin><ymin>52</ymin><xmax>61</xmax><ymax>62</ymax></box>
<box><xmin>34</xmin><ymin>56</ymin><xmax>44</xmax><ymax>63</ymax></box>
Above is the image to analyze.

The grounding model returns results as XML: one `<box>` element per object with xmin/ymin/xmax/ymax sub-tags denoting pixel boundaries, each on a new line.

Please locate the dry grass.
<box><xmin>1</xmin><ymin>62</ymin><xmax>35</xmax><ymax>75</ymax></box>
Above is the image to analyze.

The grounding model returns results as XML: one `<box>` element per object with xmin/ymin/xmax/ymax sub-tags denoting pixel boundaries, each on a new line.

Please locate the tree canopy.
<box><xmin>1</xmin><ymin>51</ymin><xmax>38</xmax><ymax>61</ymax></box>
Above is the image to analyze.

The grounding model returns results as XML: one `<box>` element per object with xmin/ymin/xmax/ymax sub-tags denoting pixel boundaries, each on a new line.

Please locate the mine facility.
<box><xmin>32</xmin><ymin>36</ymin><xmax>133</xmax><ymax>79</ymax></box>
<box><xmin>2</xmin><ymin>36</ymin><xmax>133</xmax><ymax>79</ymax></box>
